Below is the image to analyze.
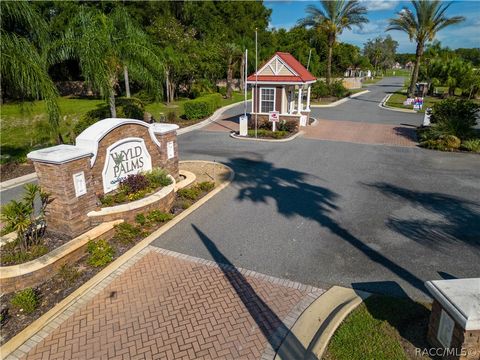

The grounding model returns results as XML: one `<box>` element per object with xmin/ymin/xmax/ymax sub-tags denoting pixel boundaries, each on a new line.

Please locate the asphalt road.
<box><xmin>3</xmin><ymin>78</ymin><xmax>479</xmax><ymax>301</ymax></box>
<box><xmin>311</xmin><ymin>76</ymin><xmax>423</xmax><ymax>126</ymax></box>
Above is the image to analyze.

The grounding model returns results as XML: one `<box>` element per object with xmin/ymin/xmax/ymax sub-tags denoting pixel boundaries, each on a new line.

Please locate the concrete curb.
<box><xmin>229</xmin><ymin>130</ymin><xmax>304</xmax><ymax>143</ymax></box>
<box><xmin>0</xmin><ymin>100</ymin><xmax>248</xmax><ymax>191</ymax></box>
<box><xmin>0</xmin><ymin>161</ymin><xmax>234</xmax><ymax>359</ymax></box>
<box><xmin>274</xmin><ymin>286</ymin><xmax>371</xmax><ymax>359</ymax></box>
<box><xmin>379</xmin><ymin>93</ymin><xmax>417</xmax><ymax>113</ymax></box>
<box><xmin>311</xmin><ymin>90</ymin><xmax>370</xmax><ymax>108</ymax></box>
<box><xmin>0</xmin><ymin>173</ymin><xmax>37</xmax><ymax>192</ymax></box>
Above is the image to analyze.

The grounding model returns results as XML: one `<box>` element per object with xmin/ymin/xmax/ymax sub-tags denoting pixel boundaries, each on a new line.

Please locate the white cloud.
<box><xmin>361</xmin><ymin>0</ymin><xmax>399</xmax><ymax>11</ymax></box>
<box><xmin>351</xmin><ymin>19</ymin><xmax>388</xmax><ymax>35</ymax></box>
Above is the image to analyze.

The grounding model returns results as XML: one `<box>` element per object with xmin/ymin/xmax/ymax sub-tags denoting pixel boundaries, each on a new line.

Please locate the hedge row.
<box><xmin>184</xmin><ymin>93</ymin><xmax>222</xmax><ymax>120</ymax></box>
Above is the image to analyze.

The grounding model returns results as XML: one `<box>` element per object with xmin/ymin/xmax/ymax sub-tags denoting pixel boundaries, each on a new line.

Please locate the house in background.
<box><xmin>247</xmin><ymin>52</ymin><xmax>316</xmax><ymax>125</ymax></box>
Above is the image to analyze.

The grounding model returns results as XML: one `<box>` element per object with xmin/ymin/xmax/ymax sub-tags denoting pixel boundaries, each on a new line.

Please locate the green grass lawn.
<box><xmin>362</xmin><ymin>77</ymin><xmax>383</xmax><ymax>86</ymax></box>
<box><xmin>311</xmin><ymin>88</ymin><xmax>366</xmax><ymax>105</ymax></box>
<box><xmin>0</xmin><ymin>92</ymin><xmax>250</xmax><ymax>164</ymax></box>
<box><xmin>323</xmin><ymin>295</ymin><xmax>431</xmax><ymax>360</ymax></box>
<box><xmin>385</xmin><ymin>69</ymin><xmax>412</xmax><ymax>77</ymax></box>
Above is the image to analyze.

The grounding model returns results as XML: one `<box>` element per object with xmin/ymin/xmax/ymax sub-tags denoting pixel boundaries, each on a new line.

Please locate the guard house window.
<box><xmin>260</xmin><ymin>88</ymin><xmax>275</xmax><ymax>113</ymax></box>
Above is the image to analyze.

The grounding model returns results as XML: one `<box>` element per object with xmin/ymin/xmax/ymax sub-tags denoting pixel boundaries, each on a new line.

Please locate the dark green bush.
<box><xmin>430</xmin><ymin>98</ymin><xmax>479</xmax><ymax>140</ymax></box>
<box><xmin>177</xmin><ymin>186</ymin><xmax>201</xmax><ymax>200</ymax></box>
<box><xmin>329</xmin><ymin>80</ymin><xmax>348</xmax><ymax>98</ymax></box>
<box><xmin>277</xmin><ymin>120</ymin><xmax>298</xmax><ymax>133</ymax></box>
<box><xmin>166</xmin><ymin>111</ymin><xmax>176</xmax><ymax>122</ymax></box>
<box><xmin>146</xmin><ymin>210</ymin><xmax>173</xmax><ymax>223</ymax></box>
<box><xmin>74</xmin><ymin>97</ymin><xmax>145</xmax><ymax>135</ymax></box>
<box><xmin>247</xmin><ymin>129</ymin><xmax>289</xmax><ymax>139</ymax></box>
<box><xmin>135</xmin><ymin>213</ymin><xmax>147</xmax><ymax>226</ymax></box>
<box><xmin>184</xmin><ymin>94</ymin><xmax>222</xmax><ymax>120</ymax></box>
<box><xmin>197</xmin><ymin>181</ymin><xmax>215</xmax><ymax>192</ymax></box>
<box><xmin>11</xmin><ymin>288</ymin><xmax>38</xmax><ymax>314</ymax></box>
<box><xmin>312</xmin><ymin>81</ymin><xmax>330</xmax><ymax>99</ymax></box>
<box><xmin>145</xmin><ymin>168</ymin><xmax>171</xmax><ymax>188</ymax></box>
<box><xmin>190</xmin><ymin>79</ymin><xmax>216</xmax><ymax>98</ymax></box>
<box><xmin>217</xmin><ymin>86</ymin><xmax>227</xmax><ymax>97</ymax></box>
<box><xmin>86</xmin><ymin>239</ymin><xmax>114</xmax><ymax>267</ymax></box>
<box><xmin>114</xmin><ymin>223</ymin><xmax>141</xmax><ymax>244</ymax></box>
<box><xmin>420</xmin><ymin>135</ymin><xmax>461</xmax><ymax>151</ymax></box>
<box><xmin>134</xmin><ymin>90</ymin><xmax>155</xmax><ymax>104</ymax></box>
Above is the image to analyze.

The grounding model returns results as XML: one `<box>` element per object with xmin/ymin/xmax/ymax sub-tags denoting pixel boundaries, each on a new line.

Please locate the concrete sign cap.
<box><xmin>27</xmin><ymin>144</ymin><xmax>92</xmax><ymax>164</ymax></box>
<box><xmin>425</xmin><ymin>278</ymin><xmax>480</xmax><ymax>330</ymax></box>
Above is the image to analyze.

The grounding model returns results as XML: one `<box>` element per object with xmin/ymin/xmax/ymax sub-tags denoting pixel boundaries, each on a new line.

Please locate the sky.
<box><xmin>265</xmin><ymin>0</ymin><xmax>480</xmax><ymax>53</ymax></box>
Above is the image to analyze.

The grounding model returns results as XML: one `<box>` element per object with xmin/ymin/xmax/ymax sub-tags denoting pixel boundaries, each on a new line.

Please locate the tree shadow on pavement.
<box><xmin>393</xmin><ymin>126</ymin><xmax>418</xmax><ymax>142</ymax></box>
<box><xmin>226</xmin><ymin>157</ymin><xmax>428</xmax><ymax>297</ymax></box>
<box><xmin>192</xmin><ymin>224</ymin><xmax>316</xmax><ymax>360</ymax></box>
<box><xmin>367</xmin><ymin>182</ymin><xmax>480</xmax><ymax>250</ymax></box>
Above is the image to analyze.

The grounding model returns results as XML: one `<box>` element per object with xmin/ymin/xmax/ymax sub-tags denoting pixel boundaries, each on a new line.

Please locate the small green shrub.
<box><xmin>135</xmin><ymin>213</ymin><xmax>147</xmax><ymax>226</ymax></box>
<box><xmin>312</xmin><ymin>81</ymin><xmax>330</xmax><ymax>99</ymax></box>
<box><xmin>420</xmin><ymin>135</ymin><xmax>461</xmax><ymax>151</ymax></box>
<box><xmin>430</xmin><ymin>98</ymin><xmax>479</xmax><ymax>140</ymax></box>
<box><xmin>11</xmin><ymin>288</ymin><xmax>38</xmax><ymax>314</ymax></box>
<box><xmin>86</xmin><ymin>239</ymin><xmax>114</xmax><ymax>267</ymax></box>
<box><xmin>180</xmin><ymin>200</ymin><xmax>191</xmax><ymax>209</ymax></box>
<box><xmin>184</xmin><ymin>93</ymin><xmax>222</xmax><ymax>120</ymax></box>
<box><xmin>146</xmin><ymin>210</ymin><xmax>173</xmax><ymax>223</ymax></box>
<box><xmin>57</xmin><ymin>264</ymin><xmax>81</xmax><ymax>284</ymax></box>
<box><xmin>166</xmin><ymin>111</ymin><xmax>176</xmax><ymax>122</ymax></box>
<box><xmin>114</xmin><ymin>223</ymin><xmax>141</xmax><ymax>244</ymax></box>
<box><xmin>461</xmin><ymin>139</ymin><xmax>480</xmax><ymax>152</ymax></box>
<box><xmin>247</xmin><ymin>129</ymin><xmax>289</xmax><ymax>139</ymax></box>
<box><xmin>177</xmin><ymin>187</ymin><xmax>201</xmax><ymax>200</ymax></box>
<box><xmin>197</xmin><ymin>181</ymin><xmax>215</xmax><ymax>192</ymax></box>
<box><xmin>329</xmin><ymin>80</ymin><xmax>348</xmax><ymax>98</ymax></box>
<box><xmin>145</xmin><ymin>168</ymin><xmax>171</xmax><ymax>188</ymax></box>
<box><xmin>217</xmin><ymin>86</ymin><xmax>227</xmax><ymax>97</ymax></box>
<box><xmin>99</xmin><ymin>194</ymin><xmax>115</xmax><ymax>207</ymax></box>
<box><xmin>277</xmin><ymin>120</ymin><xmax>297</xmax><ymax>133</ymax></box>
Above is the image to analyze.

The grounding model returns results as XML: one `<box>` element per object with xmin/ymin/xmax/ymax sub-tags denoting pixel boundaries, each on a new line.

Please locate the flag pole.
<box><xmin>244</xmin><ymin>49</ymin><xmax>248</xmax><ymax>117</ymax></box>
<box><xmin>255</xmin><ymin>28</ymin><xmax>258</xmax><ymax>139</ymax></box>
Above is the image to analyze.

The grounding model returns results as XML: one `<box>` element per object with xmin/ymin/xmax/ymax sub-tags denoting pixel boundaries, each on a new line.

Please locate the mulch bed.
<box><xmin>0</xmin><ymin>232</ymin><xmax>72</xmax><ymax>266</ymax></box>
<box><xmin>0</xmin><ymin>162</ymin><xmax>35</xmax><ymax>182</ymax></box>
<box><xmin>0</xmin><ymin>163</ymin><xmax>223</xmax><ymax>346</ymax></box>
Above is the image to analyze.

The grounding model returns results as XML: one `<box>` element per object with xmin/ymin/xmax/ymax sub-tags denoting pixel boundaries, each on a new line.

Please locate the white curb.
<box><xmin>379</xmin><ymin>93</ymin><xmax>417</xmax><ymax>113</ymax></box>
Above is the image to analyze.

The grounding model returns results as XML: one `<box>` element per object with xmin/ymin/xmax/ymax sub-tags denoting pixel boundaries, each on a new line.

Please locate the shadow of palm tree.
<box><xmin>393</xmin><ymin>127</ymin><xmax>418</xmax><ymax>142</ymax></box>
<box><xmin>192</xmin><ymin>224</ymin><xmax>317</xmax><ymax>360</ymax></box>
<box><xmin>367</xmin><ymin>182</ymin><xmax>480</xmax><ymax>250</ymax></box>
<box><xmin>226</xmin><ymin>158</ymin><xmax>428</xmax><ymax>296</ymax></box>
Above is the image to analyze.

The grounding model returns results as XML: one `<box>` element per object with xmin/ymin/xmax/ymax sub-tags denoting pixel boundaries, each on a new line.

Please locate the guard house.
<box><xmin>247</xmin><ymin>52</ymin><xmax>316</xmax><ymax>126</ymax></box>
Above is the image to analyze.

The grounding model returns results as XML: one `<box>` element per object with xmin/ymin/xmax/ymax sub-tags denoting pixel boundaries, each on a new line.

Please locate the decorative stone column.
<box><xmin>425</xmin><ymin>278</ymin><xmax>480</xmax><ymax>360</ymax></box>
<box><xmin>151</xmin><ymin>124</ymin><xmax>180</xmax><ymax>179</ymax></box>
<box><xmin>27</xmin><ymin>145</ymin><xmax>97</xmax><ymax>237</ymax></box>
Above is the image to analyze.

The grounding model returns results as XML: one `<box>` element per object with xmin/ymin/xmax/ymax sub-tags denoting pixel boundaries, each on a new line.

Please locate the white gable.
<box><xmin>257</xmin><ymin>55</ymin><xmax>298</xmax><ymax>77</ymax></box>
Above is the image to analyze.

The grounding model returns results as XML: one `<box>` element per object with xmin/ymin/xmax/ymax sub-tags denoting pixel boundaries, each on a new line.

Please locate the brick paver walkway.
<box><xmin>12</xmin><ymin>247</ymin><xmax>323</xmax><ymax>360</ymax></box>
<box><xmin>203</xmin><ymin>116</ymin><xmax>239</xmax><ymax>133</ymax></box>
<box><xmin>304</xmin><ymin>119</ymin><xmax>418</xmax><ymax>147</ymax></box>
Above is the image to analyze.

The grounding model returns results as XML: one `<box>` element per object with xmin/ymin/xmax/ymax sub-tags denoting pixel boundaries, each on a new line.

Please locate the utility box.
<box><xmin>239</xmin><ymin>115</ymin><xmax>248</xmax><ymax>136</ymax></box>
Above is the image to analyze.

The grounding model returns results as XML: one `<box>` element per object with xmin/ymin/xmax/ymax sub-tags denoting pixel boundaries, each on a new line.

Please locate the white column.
<box><xmin>289</xmin><ymin>88</ymin><xmax>294</xmax><ymax>114</ymax></box>
<box><xmin>297</xmin><ymin>87</ymin><xmax>303</xmax><ymax>113</ymax></box>
<box><xmin>251</xmin><ymin>86</ymin><xmax>255</xmax><ymax>113</ymax></box>
<box><xmin>306</xmin><ymin>85</ymin><xmax>311</xmax><ymax>111</ymax></box>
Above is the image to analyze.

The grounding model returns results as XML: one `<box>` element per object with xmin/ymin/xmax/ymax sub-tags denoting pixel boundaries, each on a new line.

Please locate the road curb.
<box><xmin>379</xmin><ymin>94</ymin><xmax>417</xmax><ymax>113</ymax></box>
<box><xmin>0</xmin><ymin>173</ymin><xmax>37</xmax><ymax>192</ymax></box>
<box><xmin>0</xmin><ymin>161</ymin><xmax>234</xmax><ymax>359</ymax></box>
<box><xmin>274</xmin><ymin>286</ymin><xmax>371</xmax><ymax>359</ymax></box>
<box><xmin>311</xmin><ymin>90</ymin><xmax>370</xmax><ymax>108</ymax></box>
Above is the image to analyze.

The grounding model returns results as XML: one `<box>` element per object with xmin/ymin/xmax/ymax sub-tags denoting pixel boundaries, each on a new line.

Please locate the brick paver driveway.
<box><xmin>304</xmin><ymin>119</ymin><xmax>418</xmax><ymax>147</ymax></box>
<box><xmin>14</xmin><ymin>246</ymin><xmax>323</xmax><ymax>360</ymax></box>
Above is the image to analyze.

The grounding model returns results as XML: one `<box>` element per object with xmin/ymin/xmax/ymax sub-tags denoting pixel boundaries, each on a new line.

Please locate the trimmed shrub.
<box><xmin>135</xmin><ymin>213</ymin><xmax>147</xmax><ymax>226</ymax></box>
<box><xmin>184</xmin><ymin>93</ymin><xmax>222</xmax><ymax>120</ymax></box>
<box><xmin>197</xmin><ymin>181</ymin><xmax>215</xmax><ymax>192</ymax></box>
<box><xmin>74</xmin><ymin>97</ymin><xmax>145</xmax><ymax>135</ymax></box>
<box><xmin>312</xmin><ymin>81</ymin><xmax>330</xmax><ymax>99</ymax></box>
<box><xmin>430</xmin><ymin>98</ymin><xmax>479</xmax><ymax>140</ymax></box>
<box><xmin>146</xmin><ymin>210</ymin><xmax>173</xmax><ymax>223</ymax></box>
<box><xmin>11</xmin><ymin>288</ymin><xmax>38</xmax><ymax>314</ymax></box>
<box><xmin>177</xmin><ymin>187</ymin><xmax>201</xmax><ymax>200</ymax></box>
<box><xmin>114</xmin><ymin>222</ymin><xmax>141</xmax><ymax>244</ymax></box>
<box><xmin>86</xmin><ymin>239</ymin><xmax>114</xmax><ymax>267</ymax></box>
<box><xmin>329</xmin><ymin>80</ymin><xmax>348</xmax><ymax>98</ymax></box>
<box><xmin>247</xmin><ymin>129</ymin><xmax>289</xmax><ymax>139</ymax></box>
<box><xmin>145</xmin><ymin>168</ymin><xmax>171</xmax><ymax>188</ymax></box>
<box><xmin>461</xmin><ymin>139</ymin><xmax>480</xmax><ymax>152</ymax></box>
<box><xmin>277</xmin><ymin>120</ymin><xmax>298</xmax><ymax>133</ymax></box>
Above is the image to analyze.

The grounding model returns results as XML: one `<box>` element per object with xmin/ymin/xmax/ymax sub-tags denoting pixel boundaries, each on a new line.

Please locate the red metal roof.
<box><xmin>247</xmin><ymin>52</ymin><xmax>316</xmax><ymax>83</ymax></box>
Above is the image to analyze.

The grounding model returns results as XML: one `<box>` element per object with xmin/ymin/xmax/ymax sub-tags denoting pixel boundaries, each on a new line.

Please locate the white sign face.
<box><xmin>300</xmin><ymin>115</ymin><xmax>307</xmax><ymax>127</ymax></box>
<box><xmin>269</xmin><ymin>111</ymin><xmax>279</xmax><ymax>122</ymax></box>
<box><xmin>167</xmin><ymin>141</ymin><xmax>175</xmax><ymax>160</ymax></box>
<box><xmin>73</xmin><ymin>172</ymin><xmax>87</xmax><ymax>197</ymax></box>
<box><xmin>102</xmin><ymin>138</ymin><xmax>152</xmax><ymax>194</ymax></box>
<box><xmin>437</xmin><ymin>309</ymin><xmax>455</xmax><ymax>348</ymax></box>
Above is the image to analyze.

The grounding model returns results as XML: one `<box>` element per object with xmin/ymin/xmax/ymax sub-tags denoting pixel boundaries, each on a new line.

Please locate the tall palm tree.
<box><xmin>225</xmin><ymin>43</ymin><xmax>243</xmax><ymax>99</ymax></box>
<box><xmin>1</xmin><ymin>1</ymin><xmax>62</xmax><ymax>143</ymax></box>
<box><xmin>298</xmin><ymin>0</ymin><xmax>368</xmax><ymax>85</ymax></box>
<box><xmin>387</xmin><ymin>0</ymin><xmax>464</xmax><ymax>97</ymax></box>
<box><xmin>58</xmin><ymin>6</ymin><xmax>163</xmax><ymax>117</ymax></box>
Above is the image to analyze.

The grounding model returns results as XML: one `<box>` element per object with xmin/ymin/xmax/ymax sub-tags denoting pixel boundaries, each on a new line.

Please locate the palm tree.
<box><xmin>298</xmin><ymin>0</ymin><xmax>368</xmax><ymax>85</ymax></box>
<box><xmin>1</xmin><ymin>1</ymin><xmax>62</xmax><ymax>143</ymax></box>
<box><xmin>59</xmin><ymin>6</ymin><xmax>163</xmax><ymax>117</ymax></box>
<box><xmin>225</xmin><ymin>43</ymin><xmax>243</xmax><ymax>99</ymax></box>
<box><xmin>387</xmin><ymin>0</ymin><xmax>464</xmax><ymax>97</ymax></box>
